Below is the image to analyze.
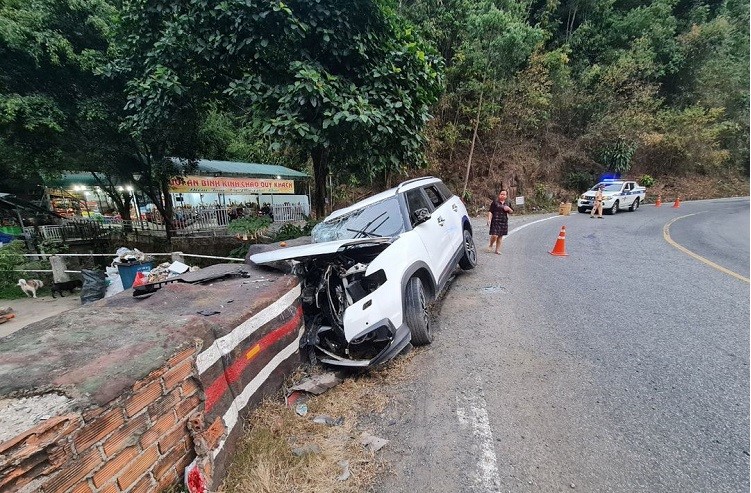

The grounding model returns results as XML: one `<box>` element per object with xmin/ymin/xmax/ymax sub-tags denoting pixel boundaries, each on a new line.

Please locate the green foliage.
<box><xmin>227</xmin><ymin>216</ymin><xmax>272</xmax><ymax>240</ymax></box>
<box><xmin>0</xmin><ymin>241</ymin><xmax>25</xmax><ymax>292</ymax></box>
<box><xmin>564</xmin><ymin>171</ymin><xmax>596</xmax><ymax>193</ymax></box>
<box><xmin>272</xmin><ymin>223</ymin><xmax>305</xmax><ymax>242</ymax></box>
<box><xmin>639</xmin><ymin>174</ymin><xmax>655</xmax><ymax>187</ymax></box>
<box><xmin>271</xmin><ymin>219</ymin><xmax>319</xmax><ymax>241</ymax></box>
<box><xmin>599</xmin><ymin>139</ymin><xmax>636</xmax><ymax>174</ymax></box>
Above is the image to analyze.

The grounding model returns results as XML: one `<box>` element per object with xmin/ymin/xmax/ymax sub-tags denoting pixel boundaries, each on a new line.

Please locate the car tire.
<box><xmin>405</xmin><ymin>277</ymin><xmax>432</xmax><ymax>346</ymax></box>
<box><xmin>629</xmin><ymin>198</ymin><xmax>640</xmax><ymax>211</ymax></box>
<box><xmin>578</xmin><ymin>206</ymin><xmax>587</xmax><ymax>213</ymax></box>
<box><xmin>459</xmin><ymin>229</ymin><xmax>477</xmax><ymax>270</ymax></box>
<box><xmin>609</xmin><ymin>200</ymin><xmax>619</xmax><ymax>215</ymax></box>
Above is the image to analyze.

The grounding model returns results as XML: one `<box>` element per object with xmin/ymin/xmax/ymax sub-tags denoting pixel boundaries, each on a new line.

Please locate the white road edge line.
<box><xmin>506</xmin><ymin>215</ymin><xmax>560</xmax><ymax>239</ymax></box>
<box><xmin>456</xmin><ymin>376</ymin><xmax>502</xmax><ymax>492</ymax></box>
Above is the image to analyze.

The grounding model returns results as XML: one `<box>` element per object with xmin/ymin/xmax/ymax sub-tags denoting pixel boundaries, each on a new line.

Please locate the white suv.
<box><xmin>250</xmin><ymin>176</ymin><xmax>476</xmax><ymax>367</ymax></box>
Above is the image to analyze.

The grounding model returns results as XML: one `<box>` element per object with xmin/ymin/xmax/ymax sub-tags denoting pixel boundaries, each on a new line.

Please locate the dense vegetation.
<box><xmin>1</xmin><ymin>0</ymin><xmax>748</xmax><ymax>218</ymax></box>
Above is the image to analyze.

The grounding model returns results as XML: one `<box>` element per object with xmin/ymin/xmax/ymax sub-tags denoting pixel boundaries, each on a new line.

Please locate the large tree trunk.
<box><xmin>311</xmin><ymin>146</ymin><xmax>329</xmax><ymax>218</ymax></box>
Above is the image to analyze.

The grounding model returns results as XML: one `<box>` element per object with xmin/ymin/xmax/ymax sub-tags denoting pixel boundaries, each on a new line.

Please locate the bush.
<box><xmin>564</xmin><ymin>171</ymin><xmax>596</xmax><ymax>193</ymax></box>
<box><xmin>639</xmin><ymin>174</ymin><xmax>655</xmax><ymax>187</ymax></box>
<box><xmin>0</xmin><ymin>241</ymin><xmax>53</xmax><ymax>299</ymax></box>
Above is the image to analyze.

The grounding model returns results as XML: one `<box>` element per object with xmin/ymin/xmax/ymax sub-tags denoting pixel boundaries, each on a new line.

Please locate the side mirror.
<box><xmin>413</xmin><ymin>208</ymin><xmax>431</xmax><ymax>225</ymax></box>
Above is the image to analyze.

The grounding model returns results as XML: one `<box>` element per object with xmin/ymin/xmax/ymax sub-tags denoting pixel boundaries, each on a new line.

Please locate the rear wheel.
<box><xmin>629</xmin><ymin>198</ymin><xmax>640</xmax><ymax>211</ymax></box>
<box><xmin>405</xmin><ymin>277</ymin><xmax>432</xmax><ymax>346</ymax></box>
<box><xmin>459</xmin><ymin>229</ymin><xmax>477</xmax><ymax>270</ymax></box>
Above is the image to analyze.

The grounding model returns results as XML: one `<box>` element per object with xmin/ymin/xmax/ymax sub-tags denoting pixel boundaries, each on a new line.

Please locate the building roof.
<box><xmin>195</xmin><ymin>160</ymin><xmax>309</xmax><ymax>179</ymax></box>
<box><xmin>47</xmin><ymin>160</ymin><xmax>309</xmax><ymax>189</ymax></box>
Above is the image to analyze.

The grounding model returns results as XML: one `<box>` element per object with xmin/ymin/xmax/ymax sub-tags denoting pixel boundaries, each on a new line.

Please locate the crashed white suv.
<box><xmin>250</xmin><ymin>176</ymin><xmax>476</xmax><ymax>367</ymax></box>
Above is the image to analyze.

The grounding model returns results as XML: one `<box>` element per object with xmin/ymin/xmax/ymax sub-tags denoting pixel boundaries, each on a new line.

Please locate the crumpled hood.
<box><xmin>249</xmin><ymin>237</ymin><xmax>394</xmax><ymax>265</ymax></box>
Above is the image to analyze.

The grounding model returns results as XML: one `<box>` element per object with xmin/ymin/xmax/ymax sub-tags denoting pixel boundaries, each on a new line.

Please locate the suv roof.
<box><xmin>325</xmin><ymin>176</ymin><xmax>440</xmax><ymax>221</ymax></box>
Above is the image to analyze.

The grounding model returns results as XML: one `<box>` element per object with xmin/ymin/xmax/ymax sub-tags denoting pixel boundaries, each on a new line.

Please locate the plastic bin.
<box><xmin>116</xmin><ymin>261</ymin><xmax>154</xmax><ymax>289</ymax></box>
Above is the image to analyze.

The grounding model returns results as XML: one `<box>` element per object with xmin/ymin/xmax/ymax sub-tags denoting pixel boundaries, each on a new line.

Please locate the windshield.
<box><xmin>591</xmin><ymin>182</ymin><xmax>623</xmax><ymax>192</ymax></box>
<box><xmin>311</xmin><ymin>196</ymin><xmax>406</xmax><ymax>242</ymax></box>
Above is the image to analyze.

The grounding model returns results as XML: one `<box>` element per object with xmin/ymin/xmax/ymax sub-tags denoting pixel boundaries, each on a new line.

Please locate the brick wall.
<box><xmin>1</xmin><ymin>344</ymin><xmax>201</xmax><ymax>493</ymax></box>
<box><xmin>0</xmin><ymin>265</ymin><xmax>303</xmax><ymax>493</ymax></box>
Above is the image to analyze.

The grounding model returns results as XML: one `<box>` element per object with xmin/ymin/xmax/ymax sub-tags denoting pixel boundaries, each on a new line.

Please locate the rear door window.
<box><xmin>423</xmin><ymin>185</ymin><xmax>445</xmax><ymax>210</ymax></box>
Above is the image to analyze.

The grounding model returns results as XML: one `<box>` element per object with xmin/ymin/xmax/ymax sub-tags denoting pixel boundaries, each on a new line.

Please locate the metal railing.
<box><xmin>20</xmin><ymin>204</ymin><xmax>309</xmax><ymax>242</ymax></box>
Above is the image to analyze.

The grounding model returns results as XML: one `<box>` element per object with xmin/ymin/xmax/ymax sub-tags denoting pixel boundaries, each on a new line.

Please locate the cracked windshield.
<box><xmin>312</xmin><ymin>197</ymin><xmax>405</xmax><ymax>242</ymax></box>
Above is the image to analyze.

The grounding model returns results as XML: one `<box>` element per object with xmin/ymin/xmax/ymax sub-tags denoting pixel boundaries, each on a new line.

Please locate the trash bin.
<box><xmin>116</xmin><ymin>261</ymin><xmax>154</xmax><ymax>289</ymax></box>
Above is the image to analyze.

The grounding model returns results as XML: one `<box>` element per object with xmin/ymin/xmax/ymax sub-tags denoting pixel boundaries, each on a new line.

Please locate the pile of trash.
<box><xmin>113</xmin><ymin>247</ymin><xmax>151</xmax><ymax>264</ymax></box>
<box><xmin>134</xmin><ymin>261</ymin><xmax>200</xmax><ymax>286</ymax></box>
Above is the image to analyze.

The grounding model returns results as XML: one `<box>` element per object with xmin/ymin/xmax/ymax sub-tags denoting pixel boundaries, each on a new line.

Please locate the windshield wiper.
<box><xmin>346</xmin><ymin>211</ymin><xmax>388</xmax><ymax>238</ymax></box>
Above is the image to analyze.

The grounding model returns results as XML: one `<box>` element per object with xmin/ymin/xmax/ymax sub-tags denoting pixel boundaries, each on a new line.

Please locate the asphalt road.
<box><xmin>375</xmin><ymin>197</ymin><xmax>749</xmax><ymax>493</ymax></box>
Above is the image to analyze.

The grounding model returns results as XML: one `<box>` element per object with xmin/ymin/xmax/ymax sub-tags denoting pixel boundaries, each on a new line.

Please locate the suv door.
<box><xmin>405</xmin><ymin>187</ymin><xmax>451</xmax><ymax>279</ymax></box>
<box><xmin>422</xmin><ymin>184</ymin><xmax>460</xmax><ymax>274</ymax></box>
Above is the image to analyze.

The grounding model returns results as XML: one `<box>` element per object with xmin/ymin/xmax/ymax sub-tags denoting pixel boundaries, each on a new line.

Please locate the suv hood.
<box><xmin>249</xmin><ymin>237</ymin><xmax>394</xmax><ymax>264</ymax></box>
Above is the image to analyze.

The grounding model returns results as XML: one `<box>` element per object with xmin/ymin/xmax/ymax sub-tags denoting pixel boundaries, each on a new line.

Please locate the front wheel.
<box><xmin>609</xmin><ymin>200</ymin><xmax>619</xmax><ymax>215</ymax></box>
<box><xmin>578</xmin><ymin>206</ymin><xmax>588</xmax><ymax>214</ymax></box>
<box><xmin>405</xmin><ymin>277</ymin><xmax>432</xmax><ymax>346</ymax></box>
<box><xmin>459</xmin><ymin>229</ymin><xmax>477</xmax><ymax>270</ymax></box>
<box><xmin>629</xmin><ymin>198</ymin><xmax>640</xmax><ymax>211</ymax></box>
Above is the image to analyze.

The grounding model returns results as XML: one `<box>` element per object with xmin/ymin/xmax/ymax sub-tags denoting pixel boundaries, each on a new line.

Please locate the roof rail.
<box><xmin>396</xmin><ymin>176</ymin><xmax>436</xmax><ymax>192</ymax></box>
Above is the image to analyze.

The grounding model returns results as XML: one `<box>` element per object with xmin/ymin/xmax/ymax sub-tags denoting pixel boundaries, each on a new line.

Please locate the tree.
<box><xmin>0</xmin><ymin>0</ymin><xmax>150</xmax><ymax>230</ymax></box>
<box><xmin>117</xmin><ymin>0</ymin><xmax>442</xmax><ymax>217</ymax></box>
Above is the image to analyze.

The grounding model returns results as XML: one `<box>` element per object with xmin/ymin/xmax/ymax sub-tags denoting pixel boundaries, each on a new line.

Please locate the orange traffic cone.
<box><xmin>655</xmin><ymin>195</ymin><xmax>662</xmax><ymax>207</ymax></box>
<box><xmin>672</xmin><ymin>197</ymin><xmax>681</xmax><ymax>208</ymax></box>
<box><xmin>549</xmin><ymin>226</ymin><xmax>569</xmax><ymax>256</ymax></box>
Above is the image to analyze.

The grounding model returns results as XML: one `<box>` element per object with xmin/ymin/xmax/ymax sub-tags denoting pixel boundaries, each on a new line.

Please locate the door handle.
<box><xmin>452</xmin><ymin>204</ymin><xmax>458</xmax><ymax>212</ymax></box>
<box><xmin>437</xmin><ymin>216</ymin><xmax>445</xmax><ymax>226</ymax></box>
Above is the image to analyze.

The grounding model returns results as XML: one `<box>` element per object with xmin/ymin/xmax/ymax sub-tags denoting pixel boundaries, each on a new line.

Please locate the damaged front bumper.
<box><xmin>301</xmin><ymin>318</ymin><xmax>411</xmax><ymax>368</ymax></box>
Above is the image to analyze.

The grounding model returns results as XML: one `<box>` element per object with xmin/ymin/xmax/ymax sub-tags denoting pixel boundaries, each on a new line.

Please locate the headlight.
<box><xmin>580</xmin><ymin>194</ymin><xmax>587</xmax><ymax>200</ymax></box>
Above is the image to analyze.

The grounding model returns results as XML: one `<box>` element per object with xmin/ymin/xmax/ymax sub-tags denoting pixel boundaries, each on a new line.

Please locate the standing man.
<box><xmin>590</xmin><ymin>185</ymin><xmax>604</xmax><ymax>218</ymax></box>
<box><xmin>487</xmin><ymin>190</ymin><xmax>514</xmax><ymax>254</ymax></box>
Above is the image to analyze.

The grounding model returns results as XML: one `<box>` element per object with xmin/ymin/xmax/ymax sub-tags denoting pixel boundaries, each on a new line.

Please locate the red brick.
<box><xmin>180</xmin><ymin>378</ymin><xmax>200</xmax><ymax>398</ymax></box>
<box><xmin>99</xmin><ymin>483</ymin><xmax>118</xmax><ymax>493</ymax></box>
<box><xmin>175</xmin><ymin>450</ymin><xmax>195</xmax><ymax>477</ymax></box>
<box><xmin>116</xmin><ymin>446</ymin><xmax>159</xmax><ymax>490</ymax></box>
<box><xmin>140</xmin><ymin>412</ymin><xmax>177</xmax><ymax>449</ymax></box>
<box><xmin>148</xmin><ymin>389</ymin><xmax>181</xmax><ymax>420</ymax></box>
<box><xmin>175</xmin><ymin>395</ymin><xmax>201</xmax><ymax>421</ymax></box>
<box><xmin>92</xmin><ymin>446</ymin><xmax>138</xmax><ymax>488</ymax></box>
<box><xmin>0</xmin><ymin>414</ymin><xmax>81</xmax><ymax>455</ymax></box>
<box><xmin>158</xmin><ymin>423</ymin><xmax>189</xmax><ymax>454</ymax></box>
<box><xmin>133</xmin><ymin>367</ymin><xmax>167</xmax><ymax>392</ymax></box>
<box><xmin>0</xmin><ymin>450</ymin><xmax>49</xmax><ymax>490</ymax></box>
<box><xmin>153</xmin><ymin>439</ymin><xmax>189</xmax><ymax>481</ymax></box>
<box><xmin>72</xmin><ymin>409</ymin><xmax>124</xmax><ymax>453</ymax></box>
<box><xmin>49</xmin><ymin>443</ymin><xmax>72</xmax><ymax>468</ymax></box>
<box><xmin>71</xmin><ymin>481</ymin><xmax>94</xmax><ymax>493</ymax></box>
<box><xmin>131</xmin><ymin>474</ymin><xmax>154</xmax><ymax>493</ymax></box>
<box><xmin>82</xmin><ymin>407</ymin><xmax>105</xmax><ymax>424</ymax></box>
<box><xmin>163</xmin><ymin>360</ymin><xmax>194</xmax><ymax>392</ymax></box>
<box><xmin>156</xmin><ymin>468</ymin><xmax>178</xmax><ymax>492</ymax></box>
<box><xmin>99</xmin><ymin>483</ymin><xmax>120</xmax><ymax>493</ymax></box>
<box><xmin>41</xmin><ymin>448</ymin><xmax>102</xmax><ymax>493</ymax></box>
<box><xmin>168</xmin><ymin>346</ymin><xmax>197</xmax><ymax>367</ymax></box>
<box><xmin>125</xmin><ymin>381</ymin><xmax>163</xmax><ymax>417</ymax></box>
<box><xmin>202</xmin><ymin>417</ymin><xmax>225</xmax><ymax>451</ymax></box>
<box><xmin>102</xmin><ymin>413</ymin><xmax>148</xmax><ymax>457</ymax></box>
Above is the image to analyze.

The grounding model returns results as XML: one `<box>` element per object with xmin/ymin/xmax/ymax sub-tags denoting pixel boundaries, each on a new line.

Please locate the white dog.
<box><xmin>17</xmin><ymin>279</ymin><xmax>44</xmax><ymax>298</ymax></box>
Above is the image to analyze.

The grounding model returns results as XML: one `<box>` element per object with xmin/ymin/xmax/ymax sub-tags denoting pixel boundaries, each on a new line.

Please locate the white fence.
<box><xmin>24</xmin><ymin>205</ymin><xmax>308</xmax><ymax>242</ymax></box>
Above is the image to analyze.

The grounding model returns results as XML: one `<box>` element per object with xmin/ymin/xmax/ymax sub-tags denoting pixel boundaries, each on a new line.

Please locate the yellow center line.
<box><xmin>663</xmin><ymin>214</ymin><xmax>750</xmax><ymax>284</ymax></box>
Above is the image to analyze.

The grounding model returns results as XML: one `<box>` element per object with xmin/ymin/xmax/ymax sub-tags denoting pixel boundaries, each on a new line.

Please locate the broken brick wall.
<box><xmin>0</xmin><ymin>346</ymin><xmax>202</xmax><ymax>493</ymax></box>
<box><xmin>0</xmin><ymin>266</ymin><xmax>303</xmax><ymax>493</ymax></box>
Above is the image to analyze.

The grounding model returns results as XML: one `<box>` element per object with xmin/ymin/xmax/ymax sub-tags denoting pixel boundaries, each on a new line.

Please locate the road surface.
<box><xmin>375</xmin><ymin>197</ymin><xmax>749</xmax><ymax>493</ymax></box>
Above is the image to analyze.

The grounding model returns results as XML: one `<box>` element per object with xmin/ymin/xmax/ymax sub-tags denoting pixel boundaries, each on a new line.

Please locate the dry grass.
<box><xmin>220</xmin><ymin>350</ymin><xmax>419</xmax><ymax>493</ymax></box>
